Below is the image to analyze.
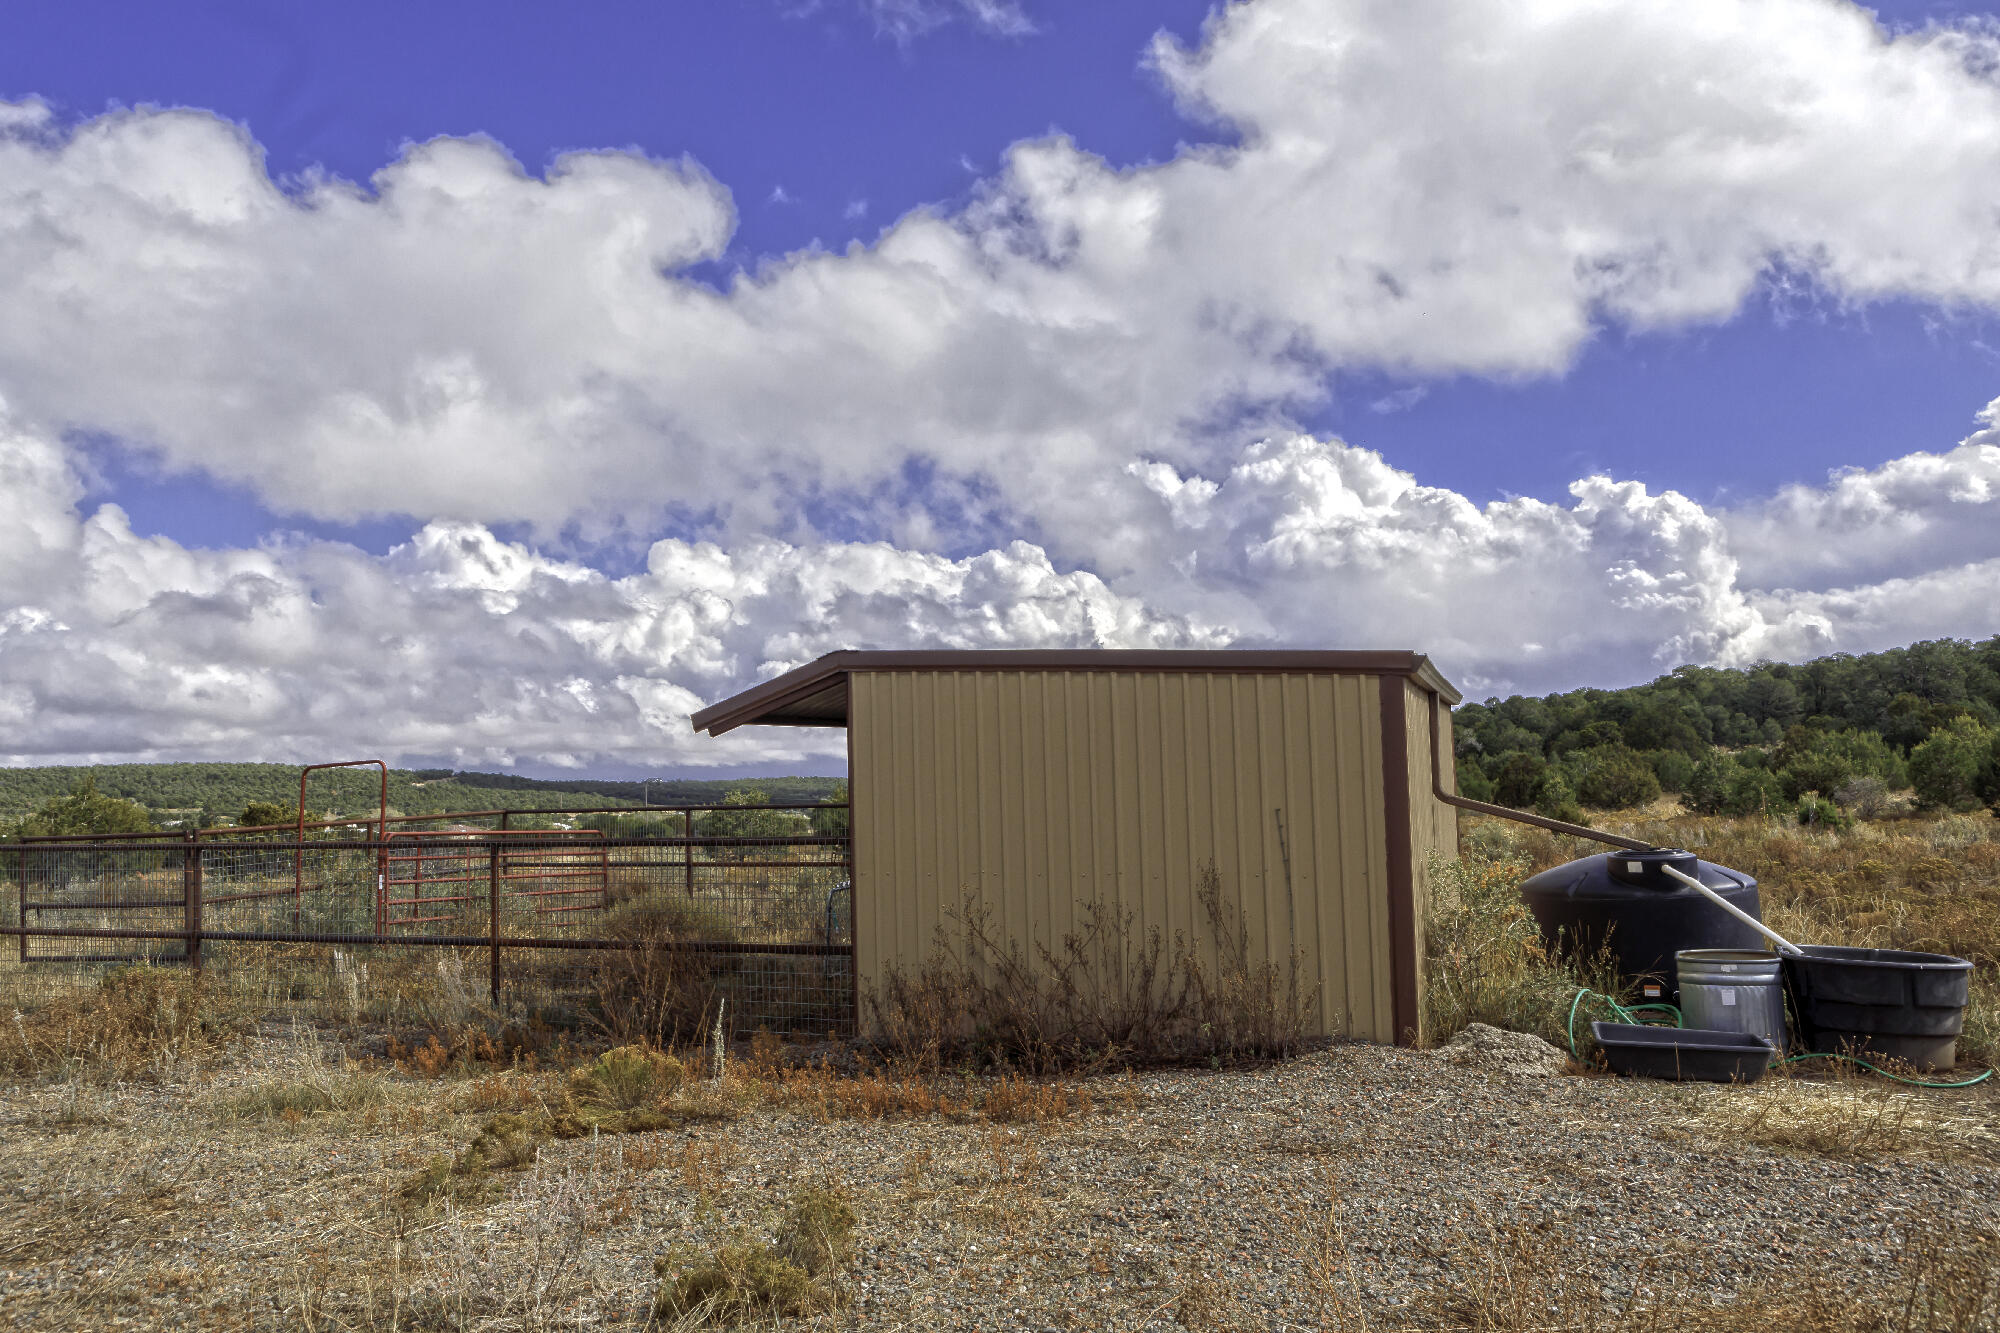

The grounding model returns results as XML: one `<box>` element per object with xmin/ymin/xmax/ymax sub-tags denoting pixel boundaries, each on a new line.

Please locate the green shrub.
<box><xmin>1684</xmin><ymin>753</ymin><xmax>1739</xmax><ymax>815</ymax></box>
<box><xmin>401</xmin><ymin>1112</ymin><xmax>545</xmax><ymax>1204</ymax></box>
<box><xmin>1645</xmin><ymin>749</ymin><xmax>1695</xmax><ymax>794</ymax></box>
<box><xmin>775</xmin><ymin>1186</ymin><xmax>857</xmax><ymax>1275</ymax></box>
<box><xmin>568</xmin><ymin>1045</ymin><xmax>686</xmax><ymax>1114</ymax></box>
<box><xmin>694</xmin><ymin>786</ymin><xmax>810</xmax><ymax>854</ymax></box>
<box><xmin>1531</xmin><ymin>769</ymin><xmax>1582</xmax><ymax>824</ymax></box>
<box><xmin>1778</xmin><ymin>753</ymin><xmax>1854</xmax><ymax>803</ymax></box>
<box><xmin>1910</xmin><ymin>719</ymin><xmax>1992</xmax><ymax>812</ymax></box>
<box><xmin>653</xmin><ymin>1185</ymin><xmax>857</xmax><ymax>1323</ymax></box>
<box><xmin>12</xmin><ymin>778</ymin><xmax>156</xmax><ymax>837</ymax></box>
<box><xmin>1794</xmin><ymin>793</ymin><xmax>1851</xmax><ymax>831</ymax></box>
<box><xmin>1723</xmin><ymin>766</ymin><xmax>1789</xmax><ymax>817</ymax></box>
<box><xmin>1493</xmin><ymin>753</ymin><xmax>1547</xmax><ymax>808</ymax></box>
<box><xmin>1455</xmin><ymin>757</ymin><xmax>1496</xmax><ymax>802</ymax></box>
<box><xmin>1574</xmin><ymin>744</ymin><xmax>1662</xmax><ymax>810</ymax></box>
<box><xmin>656</xmin><ymin>1244</ymin><xmax>818</xmax><ymax>1323</ymax></box>
<box><xmin>809</xmin><ymin>781</ymin><xmax>851</xmax><ymax>837</ymax></box>
<box><xmin>236</xmin><ymin>800</ymin><xmax>299</xmax><ymax>829</ymax></box>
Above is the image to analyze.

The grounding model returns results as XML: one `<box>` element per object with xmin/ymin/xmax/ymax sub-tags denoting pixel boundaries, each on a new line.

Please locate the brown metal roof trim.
<box><xmin>690</xmin><ymin>648</ymin><xmax>1462</xmax><ymax>735</ymax></box>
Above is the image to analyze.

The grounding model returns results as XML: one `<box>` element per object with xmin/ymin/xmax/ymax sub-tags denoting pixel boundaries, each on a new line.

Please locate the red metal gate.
<box><xmin>378</xmin><ymin>829</ymin><xmax>610</xmax><ymax>932</ymax></box>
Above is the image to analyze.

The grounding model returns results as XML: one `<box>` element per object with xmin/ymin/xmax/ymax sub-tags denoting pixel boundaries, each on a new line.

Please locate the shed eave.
<box><xmin>689</xmin><ymin>648</ymin><xmax>1463</xmax><ymax>736</ymax></box>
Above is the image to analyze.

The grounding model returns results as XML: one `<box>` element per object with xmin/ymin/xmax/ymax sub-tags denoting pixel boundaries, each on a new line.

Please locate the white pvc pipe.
<box><xmin>1662</xmin><ymin>864</ymin><xmax>1804</xmax><ymax>957</ymax></box>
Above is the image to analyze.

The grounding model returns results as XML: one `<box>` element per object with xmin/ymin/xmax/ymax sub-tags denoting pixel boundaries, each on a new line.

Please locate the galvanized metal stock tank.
<box><xmin>1677</xmin><ymin>948</ymin><xmax>1787</xmax><ymax>1049</ymax></box>
<box><xmin>1519</xmin><ymin>849</ymin><xmax>1765</xmax><ymax>998</ymax></box>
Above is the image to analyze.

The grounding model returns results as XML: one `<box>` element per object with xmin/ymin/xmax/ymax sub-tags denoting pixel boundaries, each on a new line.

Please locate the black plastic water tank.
<box><xmin>1519</xmin><ymin>848</ymin><xmax>1764</xmax><ymax>998</ymax></box>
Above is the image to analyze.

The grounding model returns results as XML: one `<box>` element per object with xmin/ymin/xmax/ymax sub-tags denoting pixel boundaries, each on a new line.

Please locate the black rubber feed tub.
<box><xmin>1783</xmin><ymin>946</ymin><xmax>1973</xmax><ymax>1072</ymax></box>
<box><xmin>1591</xmin><ymin>1021</ymin><xmax>1774</xmax><ymax>1083</ymax></box>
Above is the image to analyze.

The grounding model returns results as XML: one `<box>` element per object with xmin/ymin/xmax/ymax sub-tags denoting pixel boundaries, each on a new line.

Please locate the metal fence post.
<box><xmin>488</xmin><ymin>844</ymin><xmax>502</xmax><ymax>1007</ymax></box>
<box><xmin>16</xmin><ymin>848</ymin><xmax>28</xmax><ymax>964</ymax></box>
<box><xmin>684</xmin><ymin>808</ymin><xmax>694</xmax><ymax>898</ymax></box>
<box><xmin>184</xmin><ymin>835</ymin><xmax>204</xmax><ymax>976</ymax></box>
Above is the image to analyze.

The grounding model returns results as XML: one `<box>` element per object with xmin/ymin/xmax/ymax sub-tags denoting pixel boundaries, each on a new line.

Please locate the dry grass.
<box><xmin>393</xmin><ymin>1033</ymin><xmax>1113</xmax><ymax>1217</ymax></box>
<box><xmin>591</xmin><ymin>895</ymin><xmax>740</xmax><ymax>1049</ymax></box>
<box><xmin>1190</xmin><ymin>1185</ymin><xmax>2000</xmax><ymax>1333</ymax></box>
<box><xmin>0</xmin><ymin>965</ymin><xmax>246</xmax><ymax>1080</ymax></box>
<box><xmin>1421</xmin><ymin>837</ymin><xmax>1623</xmax><ymax>1050</ymax></box>
<box><xmin>3</xmin><ymin>810</ymin><xmax>1994</xmax><ymax>1330</ymax></box>
<box><xmin>652</xmin><ymin>1183</ymin><xmax>857</xmax><ymax>1325</ymax></box>
<box><xmin>215</xmin><ymin>1022</ymin><xmax>396</xmax><ymax>1124</ymax></box>
<box><xmin>401</xmin><ymin>1110</ymin><xmax>547</xmax><ymax>1206</ymax></box>
<box><xmin>747</xmin><ymin>1050</ymin><xmax>1132</xmax><ymax>1124</ymax></box>
<box><xmin>1684</xmin><ymin>1068</ymin><xmax>2000</xmax><ymax>1163</ymax></box>
<box><xmin>867</xmin><ymin>863</ymin><xmax>1320</xmax><ymax>1074</ymax></box>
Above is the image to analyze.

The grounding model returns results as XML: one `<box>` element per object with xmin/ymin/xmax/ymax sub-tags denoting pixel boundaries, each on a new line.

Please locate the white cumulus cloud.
<box><xmin>2</xmin><ymin>0</ymin><xmax>2000</xmax><ymax>763</ymax></box>
<box><xmin>10</xmin><ymin>0</ymin><xmax>2000</xmax><ymax>554</ymax></box>
<box><xmin>0</xmin><ymin>413</ymin><xmax>1209</xmax><ymax>765</ymax></box>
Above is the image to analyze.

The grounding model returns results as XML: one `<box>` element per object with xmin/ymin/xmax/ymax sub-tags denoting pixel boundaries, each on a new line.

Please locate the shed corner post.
<box><xmin>844</xmin><ymin>697</ymin><xmax>860</xmax><ymax>1040</ymax></box>
<box><xmin>1377</xmin><ymin>674</ymin><xmax>1421</xmax><ymax>1048</ymax></box>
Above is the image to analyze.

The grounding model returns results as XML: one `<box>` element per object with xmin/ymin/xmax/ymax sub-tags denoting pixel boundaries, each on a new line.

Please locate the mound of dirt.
<box><xmin>1436</xmin><ymin>1022</ymin><xmax>1568</xmax><ymax>1077</ymax></box>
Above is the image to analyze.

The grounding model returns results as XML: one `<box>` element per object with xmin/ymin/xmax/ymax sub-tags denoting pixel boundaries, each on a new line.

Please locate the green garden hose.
<box><xmin>1775</xmin><ymin>1052</ymin><xmax>1992</xmax><ymax>1089</ymax></box>
<box><xmin>1565</xmin><ymin>987</ymin><xmax>1681</xmax><ymax>1059</ymax></box>
<box><xmin>1567</xmin><ymin>987</ymin><xmax>1995</xmax><ymax>1089</ymax></box>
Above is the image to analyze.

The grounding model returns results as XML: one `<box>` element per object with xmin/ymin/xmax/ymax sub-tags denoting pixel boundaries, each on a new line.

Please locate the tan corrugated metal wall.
<box><xmin>1403</xmin><ymin>681</ymin><xmax>1459</xmax><ymax>1043</ymax></box>
<box><xmin>848</xmin><ymin>669</ymin><xmax>1403</xmax><ymax>1042</ymax></box>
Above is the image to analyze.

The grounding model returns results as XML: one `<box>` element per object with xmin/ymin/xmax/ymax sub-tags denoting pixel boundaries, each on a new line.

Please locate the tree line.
<box><xmin>0</xmin><ymin>765</ymin><xmax>847</xmax><ymax>840</ymax></box>
<box><xmin>0</xmin><ymin>762</ymin><xmax>845</xmax><ymax>825</ymax></box>
<box><xmin>448</xmin><ymin>772</ymin><xmax>845</xmax><ymax>805</ymax></box>
<box><xmin>1452</xmin><ymin>636</ymin><xmax>2000</xmax><ymax>823</ymax></box>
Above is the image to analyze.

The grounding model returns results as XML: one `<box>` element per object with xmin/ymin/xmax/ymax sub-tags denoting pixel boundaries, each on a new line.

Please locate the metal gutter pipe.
<box><xmin>1425</xmin><ymin>699</ymin><xmax>1654</xmax><ymax>852</ymax></box>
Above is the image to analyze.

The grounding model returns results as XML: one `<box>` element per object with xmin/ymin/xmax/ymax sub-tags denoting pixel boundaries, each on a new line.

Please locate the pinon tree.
<box><xmin>13</xmin><ymin>779</ymin><xmax>157</xmax><ymax>837</ymax></box>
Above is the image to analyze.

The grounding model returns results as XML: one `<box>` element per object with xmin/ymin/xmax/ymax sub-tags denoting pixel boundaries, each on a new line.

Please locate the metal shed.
<box><xmin>691</xmin><ymin>650</ymin><xmax>1462</xmax><ymax>1045</ymax></box>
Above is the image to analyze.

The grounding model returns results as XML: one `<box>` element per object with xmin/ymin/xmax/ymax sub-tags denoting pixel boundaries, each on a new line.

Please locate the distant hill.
<box><xmin>0</xmin><ymin>761</ymin><xmax>843</xmax><ymax>823</ymax></box>
<box><xmin>13</xmin><ymin>634</ymin><xmax>1995</xmax><ymax>827</ymax></box>
<box><xmin>444</xmin><ymin>772</ymin><xmax>845</xmax><ymax>806</ymax></box>
<box><xmin>1453</xmin><ymin>636</ymin><xmax>2000</xmax><ymax>817</ymax></box>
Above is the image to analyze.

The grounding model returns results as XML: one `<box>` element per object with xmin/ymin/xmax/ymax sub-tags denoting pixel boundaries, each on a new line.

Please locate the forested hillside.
<box><xmin>1452</xmin><ymin>636</ymin><xmax>2000</xmax><ymax>821</ymax></box>
<box><xmin>0</xmin><ymin>762</ymin><xmax>843</xmax><ymax>829</ymax></box>
<box><xmin>8</xmin><ymin>637</ymin><xmax>1997</xmax><ymax>832</ymax></box>
<box><xmin>444</xmin><ymin>773</ymin><xmax>845</xmax><ymax>806</ymax></box>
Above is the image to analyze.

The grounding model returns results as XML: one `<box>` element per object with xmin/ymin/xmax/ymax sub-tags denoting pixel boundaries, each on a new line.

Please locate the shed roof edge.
<box><xmin>690</xmin><ymin>649</ymin><xmax>1462</xmax><ymax>736</ymax></box>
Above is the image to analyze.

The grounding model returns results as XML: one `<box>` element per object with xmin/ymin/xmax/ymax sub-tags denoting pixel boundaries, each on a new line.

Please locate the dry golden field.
<box><xmin>0</xmin><ymin>811</ymin><xmax>1993</xmax><ymax>1333</ymax></box>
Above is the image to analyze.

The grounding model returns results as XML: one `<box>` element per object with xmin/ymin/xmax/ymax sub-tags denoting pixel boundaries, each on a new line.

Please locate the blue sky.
<box><xmin>4</xmin><ymin>0</ymin><xmax>2000</xmax><ymax>773</ymax></box>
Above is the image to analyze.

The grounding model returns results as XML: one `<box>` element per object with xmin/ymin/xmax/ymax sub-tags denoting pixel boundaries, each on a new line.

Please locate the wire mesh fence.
<box><xmin>0</xmin><ymin>810</ymin><xmax>852</xmax><ymax>1038</ymax></box>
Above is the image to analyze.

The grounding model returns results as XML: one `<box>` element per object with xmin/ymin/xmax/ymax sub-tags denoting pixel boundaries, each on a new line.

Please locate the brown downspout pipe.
<box><xmin>1425</xmin><ymin>699</ymin><xmax>1654</xmax><ymax>853</ymax></box>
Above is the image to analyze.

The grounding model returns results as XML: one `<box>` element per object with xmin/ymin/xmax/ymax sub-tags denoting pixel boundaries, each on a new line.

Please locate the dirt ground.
<box><xmin>2</xmin><ymin>1026</ymin><xmax>1995</xmax><ymax>1332</ymax></box>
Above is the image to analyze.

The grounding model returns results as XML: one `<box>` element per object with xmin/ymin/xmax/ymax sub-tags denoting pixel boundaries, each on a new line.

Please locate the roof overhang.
<box><xmin>690</xmin><ymin>649</ymin><xmax>1462</xmax><ymax>737</ymax></box>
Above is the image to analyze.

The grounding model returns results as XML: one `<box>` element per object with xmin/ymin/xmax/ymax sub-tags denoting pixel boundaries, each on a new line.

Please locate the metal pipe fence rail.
<box><xmin>0</xmin><ymin>828</ymin><xmax>853</xmax><ymax>1038</ymax></box>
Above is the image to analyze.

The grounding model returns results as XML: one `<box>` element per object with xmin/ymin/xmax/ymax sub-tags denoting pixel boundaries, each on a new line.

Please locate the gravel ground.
<box><xmin>1</xmin><ymin>1032</ymin><xmax>1995</xmax><ymax>1330</ymax></box>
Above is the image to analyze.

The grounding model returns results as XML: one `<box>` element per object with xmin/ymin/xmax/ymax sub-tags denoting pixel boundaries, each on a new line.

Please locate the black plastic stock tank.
<box><xmin>1519</xmin><ymin>848</ymin><xmax>1765</xmax><ymax>998</ymax></box>
<box><xmin>1784</xmin><ymin>946</ymin><xmax>1973</xmax><ymax>1071</ymax></box>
